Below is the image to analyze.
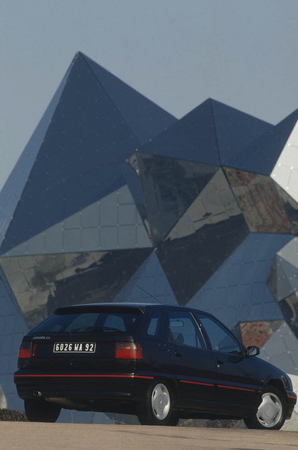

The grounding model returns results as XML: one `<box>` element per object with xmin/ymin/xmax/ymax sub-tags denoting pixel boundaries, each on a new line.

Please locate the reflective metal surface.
<box><xmin>138</xmin><ymin>99</ymin><xmax>220</xmax><ymax>164</ymax></box>
<box><xmin>3</xmin><ymin>51</ymin><xmax>298</xmax><ymax>414</ymax></box>
<box><xmin>0</xmin><ymin>53</ymin><xmax>175</xmax><ymax>256</ymax></box>
<box><xmin>127</xmin><ymin>152</ymin><xmax>219</xmax><ymax>244</ymax></box>
<box><xmin>0</xmin><ymin>249</ymin><xmax>151</xmax><ymax>328</ymax></box>
<box><xmin>156</xmin><ymin>169</ymin><xmax>249</xmax><ymax>305</ymax></box>
<box><xmin>225</xmin><ymin>168</ymin><xmax>294</xmax><ymax>233</ymax></box>
<box><xmin>226</xmin><ymin>110</ymin><xmax>298</xmax><ymax>174</ymax></box>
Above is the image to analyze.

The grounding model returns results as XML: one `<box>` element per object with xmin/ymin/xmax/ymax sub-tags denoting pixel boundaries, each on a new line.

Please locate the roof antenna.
<box><xmin>136</xmin><ymin>285</ymin><xmax>163</xmax><ymax>304</ymax></box>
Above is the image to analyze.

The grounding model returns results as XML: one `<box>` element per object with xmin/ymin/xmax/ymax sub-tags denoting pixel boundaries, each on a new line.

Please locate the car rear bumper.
<box><xmin>14</xmin><ymin>369</ymin><xmax>154</xmax><ymax>402</ymax></box>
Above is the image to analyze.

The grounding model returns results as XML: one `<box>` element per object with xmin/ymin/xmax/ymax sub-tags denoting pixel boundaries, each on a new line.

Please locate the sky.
<box><xmin>1</xmin><ymin>0</ymin><xmax>298</xmax><ymax>190</ymax></box>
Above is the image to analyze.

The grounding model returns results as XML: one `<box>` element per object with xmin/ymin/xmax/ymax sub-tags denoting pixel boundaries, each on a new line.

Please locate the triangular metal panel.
<box><xmin>0</xmin><ymin>54</ymin><xmax>148</xmax><ymax>254</ymax></box>
<box><xmin>267</xmin><ymin>256</ymin><xmax>295</xmax><ymax>302</ymax></box>
<box><xmin>0</xmin><ymin>62</ymin><xmax>70</xmax><ymax>249</ymax></box>
<box><xmin>156</xmin><ymin>169</ymin><xmax>249</xmax><ymax>306</ymax></box>
<box><xmin>225</xmin><ymin>109</ymin><xmax>298</xmax><ymax>174</ymax></box>
<box><xmin>0</xmin><ymin>248</ymin><xmax>152</xmax><ymax>328</ymax></box>
<box><xmin>113</xmin><ymin>251</ymin><xmax>177</xmax><ymax>305</ymax></box>
<box><xmin>1</xmin><ymin>185</ymin><xmax>152</xmax><ymax>257</ymax></box>
<box><xmin>259</xmin><ymin>322</ymin><xmax>298</xmax><ymax>374</ymax></box>
<box><xmin>137</xmin><ymin>99</ymin><xmax>220</xmax><ymax>165</ymax></box>
<box><xmin>210</xmin><ymin>100</ymin><xmax>273</xmax><ymax>164</ymax></box>
<box><xmin>271</xmin><ymin>121</ymin><xmax>298</xmax><ymax>202</ymax></box>
<box><xmin>82</xmin><ymin>53</ymin><xmax>177</xmax><ymax>145</ymax></box>
<box><xmin>127</xmin><ymin>152</ymin><xmax>219</xmax><ymax>245</ymax></box>
<box><xmin>0</xmin><ymin>266</ymin><xmax>29</xmax><ymax>409</ymax></box>
<box><xmin>277</xmin><ymin>236</ymin><xmax>298</xmax><ymax>267</ymax></box>
<box><xmin>224</xmin><ymin>168</ymin><xmax>293</xmax><ymax>233</ymax></box>
<box><xmin>278</xmin><ymin>257</ymin><xmax>298</xmax><ymax>297</ymax></box>
<box><xmin>186</xmin><ymin>233</ymin><xmax>292</xmax><ymax>329</ymax></box>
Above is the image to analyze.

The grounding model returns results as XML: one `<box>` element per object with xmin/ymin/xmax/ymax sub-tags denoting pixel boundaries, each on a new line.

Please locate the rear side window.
<box><xmin>29</xmin><ymin>311</ymin><xmax>139</xmax><ymax>334</ymax></box>
<box><xmin>146</xmin><ymin>311</ymin><xmax>162</xmax><ymax>336</ymax></box>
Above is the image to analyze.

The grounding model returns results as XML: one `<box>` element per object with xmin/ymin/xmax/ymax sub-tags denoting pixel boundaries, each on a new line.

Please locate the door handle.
<box><xmin>174</xmin><ymin>352</ymin><xmax>183</xmax><ymax>357</ymax></box>
<box><xmin>216</xmin><ymin>358</ymin><xmax>224</xmax><ymax>367</ymax></box>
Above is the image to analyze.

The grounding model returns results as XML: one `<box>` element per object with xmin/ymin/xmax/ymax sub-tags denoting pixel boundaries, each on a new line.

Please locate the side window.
<box><xmin>168</xmin><ymin>311</ymin><xmax>204</xmax><ymax>349</ymax></box>
<box><xmin>197</xmin><ymin>315</ymin><xmax>241</xmax><ymax>354</ymax></box>
<box><xmin>146</xmin><ymin>311</ymin><xmax>162</xmax><ymax>337</ymax></box>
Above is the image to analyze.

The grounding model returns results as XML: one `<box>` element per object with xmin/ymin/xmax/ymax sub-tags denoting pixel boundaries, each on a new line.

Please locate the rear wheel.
<box><xmin>244</xmin><ymin>386</ymin><xmax>286</xmax><ymax>430</ymax></box>
<box><xmin>137</xmin><ymin>381</ymin><xmax>178</xmax><ymax>426</ymax></box>
<box><xmin>25</xmin><ymin>398</ymin><xmax>61</xmax><ymax>423</ymax></box>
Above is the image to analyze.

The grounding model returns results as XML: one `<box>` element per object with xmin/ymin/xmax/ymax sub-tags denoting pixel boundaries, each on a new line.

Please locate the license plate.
<box><xmin>53</xmin><ymin>342</ymin><xmax>96</xmax><ymax>353</ymax></box>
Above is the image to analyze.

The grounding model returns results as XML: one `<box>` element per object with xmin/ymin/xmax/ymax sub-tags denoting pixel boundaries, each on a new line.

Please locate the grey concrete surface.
<box><xmin>0</xmin><ymin>423</ymin><xmax>297</xmax><ymax>450</ymax></box>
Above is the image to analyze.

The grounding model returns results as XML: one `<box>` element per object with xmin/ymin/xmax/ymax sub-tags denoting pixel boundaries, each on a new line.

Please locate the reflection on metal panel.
<box><xmin>279</xmin><ymin>293</ymin><xmax>298</xmax><ymax>338</ymax></box>
<box><xmin>157</xmin><ymin>169</ymin><xmax>248</xmax><ymax>305</ymax></box>
<box><xmin>113</xmin><ymin>251</ymin><xmax>177</xmax><ymax>305</ymax></box>
<box><xmin>127</xmin><ymin>152</ymin><xmax>219</xmax><ymax>245</ymax></box>
<box><xmin>2</xmin><ymin>186</ymin><xmax>152</xmax><ymax>257</ymax></box>
<box><xmin>0</xmin><ymin>249</ymin><xmax>151</xmax><ymax>328</ymax></box>
<box><xmin>236</xmin><ymin>320</ymin><xmax>283</xmax><ymax>348</ymax></box>
<box><xmin>225</xmin><ymin>168</ymin><xmax>293</xmax><ymax>233</ymax></box>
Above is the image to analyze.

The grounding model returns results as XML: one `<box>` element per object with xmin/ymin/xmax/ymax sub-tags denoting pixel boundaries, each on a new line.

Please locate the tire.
<box><xmin>25</xmin><ymin>398</ymin><xmax>61</xmax><ymax>423</ymax></box>
<box><xmin>244</xmin><ymin>386</ymin><xmax>286</xmax><ymax>430</ymax></box>
<box><xmin>137</xmin><ymin>381</ymin><xmax>178</xmax><ymax>426</ymax></box>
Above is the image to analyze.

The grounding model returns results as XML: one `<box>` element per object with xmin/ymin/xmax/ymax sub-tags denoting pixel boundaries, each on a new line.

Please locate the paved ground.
<box><xmin>0</xmin><ymin>423</ymin><xmax>297</xmax><ymax>450</ymax></box>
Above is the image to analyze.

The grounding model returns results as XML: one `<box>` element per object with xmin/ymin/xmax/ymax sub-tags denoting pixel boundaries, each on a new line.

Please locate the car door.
<box><xmin>195</xmin><ymin>313</ymin><xmax>262</xmax><ymax>409</ymax></box>
<box><xmin>139</xmin><ymin>308</ymin><xmax>171</xmax><ymax>376</ymax></box>
<box><xmin>167</xmin><ymin>309</ymin><xmax>217</xmax><ymax>409</ymax></box>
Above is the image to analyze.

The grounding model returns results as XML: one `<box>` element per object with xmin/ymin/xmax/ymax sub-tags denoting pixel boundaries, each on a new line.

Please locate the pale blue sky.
<box><xmin>1</xmin><ymin>0</ymin><xmax>298</xmax><ymax>189</ymax></box>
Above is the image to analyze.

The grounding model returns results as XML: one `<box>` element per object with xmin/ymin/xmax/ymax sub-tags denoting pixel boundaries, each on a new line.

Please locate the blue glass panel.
<box><xmin>225</xmin><ymin>109</ymin><xmax>298</xmax><ymax>174</ymax></box>
<box><xmin>82</xmin><ymin>53</ymin><xmax>177</xmax><ymax>145</ymax></box>
<box><xmin>139</xmin><ymin>99</ymin><xmax>220</xmax><ymax>165</ymax></box>
<box><xmin>211</xmin><ymin>100</ymin><xmax>273</xmax><ymax>164</ymax></box>
<box><xmin>186</xmin><ymin>233</ymin><xmax>293</xmax><ymax>329</ymax></box>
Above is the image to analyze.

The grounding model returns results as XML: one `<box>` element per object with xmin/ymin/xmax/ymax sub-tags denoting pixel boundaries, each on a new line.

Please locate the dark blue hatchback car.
<box><xmin>14</xmin><ymin>303</ymin><xmax>296</xmax><ymax>429</ymax></box>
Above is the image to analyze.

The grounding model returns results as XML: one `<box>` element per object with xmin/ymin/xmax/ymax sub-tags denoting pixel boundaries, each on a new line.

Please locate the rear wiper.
<box><xmin>69</xmin><ymin>326</ymin><xmax>123</xmax><ymax>333</ymax></box>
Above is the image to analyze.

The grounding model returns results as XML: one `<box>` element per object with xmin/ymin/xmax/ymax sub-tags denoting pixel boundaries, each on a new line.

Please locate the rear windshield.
<box><xmin>29</xmin><ymin>311</ymin><xmax>140</xmax><ymax>334</ymax></box>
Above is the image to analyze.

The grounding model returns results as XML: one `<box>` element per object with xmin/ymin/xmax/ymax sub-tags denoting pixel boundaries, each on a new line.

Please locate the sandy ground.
<box><xmin>0</xmin><ymin>422</ymin><xmax>297</xmax><ymax>450</ymax></box>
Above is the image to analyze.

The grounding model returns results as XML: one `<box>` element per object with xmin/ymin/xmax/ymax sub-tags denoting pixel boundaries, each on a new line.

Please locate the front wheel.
<box><xmin>137</xmin><ymin>381</ymin><xmax>178</xmax><ymax>426</ymax></box>
<box><xmin>25</xmin><ymin>398</ymin><xmax>61</xmax><ymax>422</ymax></box>
<box><xmin>244</xmin><ymin>386</ymin><xmax>286</xmax><ymax>430</ymax></box>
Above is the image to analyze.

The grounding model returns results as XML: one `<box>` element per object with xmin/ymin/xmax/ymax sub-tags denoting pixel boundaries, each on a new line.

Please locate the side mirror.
<box><xmin>246</xmin><ymin>346</ymin><xmax>260</xmax><ymax>357</ymax></box>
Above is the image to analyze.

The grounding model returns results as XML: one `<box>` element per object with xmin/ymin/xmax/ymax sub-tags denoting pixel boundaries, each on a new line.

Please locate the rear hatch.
<box><xmin>18</xmin><ymin>305</ymin><xmax>144</xmax><ymax>373</ymax></box>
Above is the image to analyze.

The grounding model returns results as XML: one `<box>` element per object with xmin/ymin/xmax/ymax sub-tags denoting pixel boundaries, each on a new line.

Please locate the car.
<box><xmin>14</xmin><ymin>303</ymin><xmax>296</xmax><ymax>429</ymax></box>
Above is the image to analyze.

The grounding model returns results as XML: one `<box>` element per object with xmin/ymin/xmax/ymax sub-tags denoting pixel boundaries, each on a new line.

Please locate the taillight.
<box><xmin>115</xmin><ymin>342</ymin><xmax>143</xmax><ymax>359</ymax></box>
<box><xmin>18</xmin><ymin>342</ymin><xmax>33</xmax><ymax>359</ymax></box>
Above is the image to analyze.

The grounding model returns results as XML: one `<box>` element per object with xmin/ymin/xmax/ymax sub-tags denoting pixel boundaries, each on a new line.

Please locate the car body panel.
<box><xmin>14</xmin><ymin>303</ymin><xmax>297</xmax><ymax>422</ymax></box>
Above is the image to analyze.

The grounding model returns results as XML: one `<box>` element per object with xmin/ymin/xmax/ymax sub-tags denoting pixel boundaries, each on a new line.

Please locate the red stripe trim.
<box><xmin>218</xmin><ymin>385</ymin><xmax>255</xmax><ymax>392</ymax></box>
<box><xmin>14</xmin><ymin>374</ymin><xmax>154</xmax><ymax>379</ymax></box>
<box><xmin>288</xmin><ymin>395</ymin><xmax>296</xmax><ymax>399</ymax></box>
<box><xmin>180</xmin><ymin>380</ymin><xmax>214</xmax><ymax>387</ymax></box>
